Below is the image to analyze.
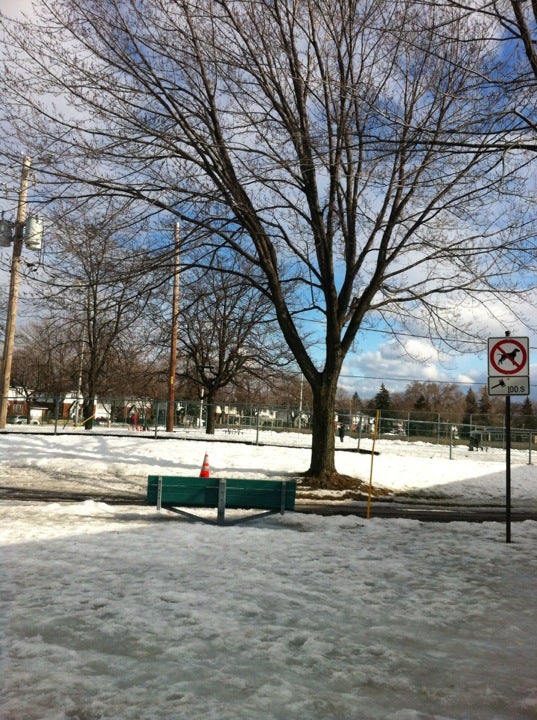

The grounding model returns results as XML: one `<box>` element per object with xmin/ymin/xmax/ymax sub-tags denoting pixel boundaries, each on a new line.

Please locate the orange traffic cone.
<box><xmin>199</xmin><ymin>452</ymin><xmax>210</xmax><ymax>478</ymax></box>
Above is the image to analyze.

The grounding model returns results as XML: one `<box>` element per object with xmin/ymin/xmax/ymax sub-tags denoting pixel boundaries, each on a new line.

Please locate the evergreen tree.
<box><xmin>373</xmin><ymin>384</ymin><xmax>391</xmax><ymax>411</ymax></box>
<box><xmin>414</xmin><ymin>394</ymin><xmax>430</xmax><ymax>411</ymax></box>
<box><xmin>518</xmin><ymin>397</ymin><xmax>537</xmax><ymax>430</ymax></box>
<box><xmin>477</xmin><ymin>387</ymin><xmax>492</xmax><ymax>425</ymax></box>
<box><xmin>461</xmin><ymin>388</ymin><xmax>478</xmax><ymax>437</ymax></box>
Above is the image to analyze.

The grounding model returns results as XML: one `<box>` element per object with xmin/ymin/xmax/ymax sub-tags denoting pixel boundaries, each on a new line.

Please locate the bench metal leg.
<box><xmin>223</xmin><ymin>509</ymin><xmax>278</xmax><ymax>525</ymax></box>
<box><xmin>162</xmin><ymin>506</ymin><xmax>279</xmax><ymax>526</ymax></box>
<box><xmin>164</xmin><ymin>506</ymin><xmax>222</xmax><ymax>525</ymax></box>
<box><xmin>280</xmin><ymin>480</ymin><xmax>287</xmax><ymax>515</ymax></box>
<box><xmin>157</xmin><ymin>476</ymin><xmax>163</xmax><ymax>512</ymax></box>
<box><xmin>217</xmin><ymin>479</ymin><xmax>227</xmax><ymax>526</ymax></box>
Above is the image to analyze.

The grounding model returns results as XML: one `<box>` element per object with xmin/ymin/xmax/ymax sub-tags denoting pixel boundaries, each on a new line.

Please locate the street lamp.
<box><xmin>0</xmin><ymin>156</ymin><xmax>44</xmax><ymax>428</ymax></box>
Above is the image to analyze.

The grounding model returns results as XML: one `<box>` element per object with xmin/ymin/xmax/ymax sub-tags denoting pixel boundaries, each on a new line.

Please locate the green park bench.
<box><xmin>147</xmin><ymin>475</ymin><xmax>296</xmax><ymax>526</ymax></box>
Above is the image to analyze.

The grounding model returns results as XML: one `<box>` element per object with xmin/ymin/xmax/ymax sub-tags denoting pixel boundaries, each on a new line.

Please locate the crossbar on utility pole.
<box><xmin>0</xmin><ymin>156</ymin><xmax>32</xmax><ymax>429</ymax></box>
<box><xmin>166</xmin><ymin>221</ymin><xmax>180</xmax><ymax>432</ymax></box>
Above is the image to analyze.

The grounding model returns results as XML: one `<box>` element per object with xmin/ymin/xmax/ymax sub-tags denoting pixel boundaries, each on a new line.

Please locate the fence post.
<box><xmin>154</xmin><ymin>403</ymin><xmax>159</xmax><ymax>439</ymax></box>
<box><xmin>255</xmin><ymin>407</ymin><xmax>260</xmax><ymax>445</ymax></box>
<box><xmin>529</xmin><ymin>431</ymin><xmax>533</xmax><ymax>465</ymax></box>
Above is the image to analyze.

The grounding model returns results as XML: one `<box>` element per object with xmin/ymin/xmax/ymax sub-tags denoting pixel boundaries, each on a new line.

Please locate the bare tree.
<box><xmin>1</xmin><ymin>1</ymin><xmax>536</xmax><ymax>483</ymax></box>
<box><xmin>11</xmin><ymin>320</ymin><xmax>79</xmax><ymax>421</ymax></box>
<box><xmin>177</xmin><ymin>262</ymin><xmax>293</xmax><ymax>434</ymax></box>
<box><xmin>504</xmin><ymin>0</ymin><xmax>537</xmax><ymax>81</ymax></box>
<box><xmin>414</xmin><ymin>1</ymin><xmax>537</xmax><ymax>141</ymax></box>
<box><xmin>37</xmin><ymin>203</ymin><xmax>163</xmax><ymax>428</ymax></box>
<box><xmin>392</xmin><ymin>381</ymin><xmax>466</xmax><ymax>421</ymax></box>
<box><xmin>430</xmin><ymin>1</ymin><xmax>537</xmax><ymax>82</ymax></box>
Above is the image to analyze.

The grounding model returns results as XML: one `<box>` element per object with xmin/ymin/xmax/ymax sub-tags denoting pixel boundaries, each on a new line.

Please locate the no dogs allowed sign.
<box><xmin>488</xmin><ymin>336</ymin><xmax>530</xmax><ymax>396</ymax></box>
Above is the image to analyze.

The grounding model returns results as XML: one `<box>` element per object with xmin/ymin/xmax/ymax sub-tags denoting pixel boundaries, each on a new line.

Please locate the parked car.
<box><xmin>7</xmin><ymin>415</ymin><xmax>41</xmax><ymax>425</ymax></box>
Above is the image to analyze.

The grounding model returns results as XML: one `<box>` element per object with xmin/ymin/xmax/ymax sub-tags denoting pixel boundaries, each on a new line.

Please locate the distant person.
<box><xmin>469</xmin><ymin>433</ymin><xmax>480</xmax><ymax>451</ymax></box>
<box><xmin>338</xmin><ymin>424</ymin><xmax>345</xmax><ymax>443</ymax></box>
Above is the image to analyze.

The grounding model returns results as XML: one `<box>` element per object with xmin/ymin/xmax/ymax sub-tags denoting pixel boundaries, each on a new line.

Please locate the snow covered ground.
<box><xmin>1</xmin><ymin>429</ymin><xmax>537</xmax><ymax>719</ymax></box>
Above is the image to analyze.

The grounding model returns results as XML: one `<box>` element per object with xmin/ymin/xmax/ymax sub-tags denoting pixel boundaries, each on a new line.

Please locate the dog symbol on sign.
<box><xmin>498</xmin><ymin>348</ymin><xmax>520</xmax><ymax>366</ymax></box>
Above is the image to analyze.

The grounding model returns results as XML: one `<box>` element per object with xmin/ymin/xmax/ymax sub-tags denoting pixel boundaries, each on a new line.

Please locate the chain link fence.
<box><xmin>353</xmin><ymin>410</ymin><xmax>536</xmax><ymax>463</ymax></box>
<box><xmin>10</xmin><ymin>398</ymin><xmax>537</xmax><ymax>463</ymax></box>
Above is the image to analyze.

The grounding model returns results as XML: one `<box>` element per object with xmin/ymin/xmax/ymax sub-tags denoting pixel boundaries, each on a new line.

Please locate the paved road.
<box><xmin>0</xmin><ymin>486</ymin><xmax>144</xmax><ymax>505</ymax></box>
<box><xmin>297</xmin><ymin>500</ymin><xmax>537</xmax><ymax>523</ymax></box>
<box><xmin>2</xmin><ymin>485</ymin><xmax>536</xmax><ymax>523</ymax></box>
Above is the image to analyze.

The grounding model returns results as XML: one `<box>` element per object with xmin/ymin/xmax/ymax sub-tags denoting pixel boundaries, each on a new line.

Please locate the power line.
<box><xmin>339</xmin><ymin>373</ymin><xmax>486</xmax><ymax>387</ymax></box>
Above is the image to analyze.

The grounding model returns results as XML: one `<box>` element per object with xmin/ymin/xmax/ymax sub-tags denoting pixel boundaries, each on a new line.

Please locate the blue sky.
<box><xmin>293</xmin><ymin>278</ymin><xmax>537</xmax><ymax>401</ymax></box>
<box><xmin>339</xmin><ymin>322</ymin><xmax>537</xmax><ymax>401</ymax></box>
<box><xmin>340</xmin><ymin>332</ymin><xmax>489</xmax><ymax>400</ymax></box>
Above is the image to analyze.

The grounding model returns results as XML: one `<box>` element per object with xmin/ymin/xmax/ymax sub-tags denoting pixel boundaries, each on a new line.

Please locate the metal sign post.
<box><xmin>488</xmin><ymin>332</ymin><xmax>530</xmax><ymax>543</ymax></box>
<box><xmin>505</xmin><ymin>395</ymin><xmax>511</xmax><ymax>543</ymax></box>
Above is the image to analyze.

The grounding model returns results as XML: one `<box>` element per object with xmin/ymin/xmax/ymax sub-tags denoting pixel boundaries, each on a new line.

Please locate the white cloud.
<box><xmin>340</xmin><ymin>333</ymin><xmax>488</xmax><ymax>399</ymax></box>
<box><xmin>456</xmin><ymin>297</ymin><xmax>536</xmax><ymax>338</ymax></box>
<box><xmin>0</xmin><ymin>0</ymin><xmax>35</xmax><ymax>18</ymax></box>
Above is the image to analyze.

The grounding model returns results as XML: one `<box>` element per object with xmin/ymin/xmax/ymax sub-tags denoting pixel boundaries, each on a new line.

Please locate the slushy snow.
<box><xmin>1</xmin><ymin>429</ymin><xmax>536</xmax><ymax>719</ymax></box>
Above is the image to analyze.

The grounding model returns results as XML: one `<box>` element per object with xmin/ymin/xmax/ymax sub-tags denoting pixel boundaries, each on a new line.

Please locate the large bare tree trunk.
<box><xmin>307</xmin><ymin>375</ymin><xmax>338</xmax><ymax>485</ymax></box>
<box><xmin>302</xmin><ymin>344</ymin><xmax>345</xmax><ymax>486</ymax></box>
<box><xmin>206</xmin><ymin>391</ymin><xmax>217</xmax><ymax>435</ymax></box>
<box><xmin>83</xmin><ymin>395</ymin><xmax>94</xmax><ymax>431</ymax></box>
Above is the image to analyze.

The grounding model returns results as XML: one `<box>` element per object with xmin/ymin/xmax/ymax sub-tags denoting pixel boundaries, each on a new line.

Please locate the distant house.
<box><xmin>4</xmin><ymin>386</ymin><xmax>49</xmax><ymax>423</ymax></box>
<box><xmin>5</xmin><ymin>386</ymin><xmax>27</xmax><ymax>417</ymax></box>
<box><xmin>215</xmin><ymin>405</ymin><xmax>241</xmax><ymax>426</ymax></box>
<box><xmin>29</xmin><ymin>391</ymin><xmax>152</xmax><ymax>425</ymax></box>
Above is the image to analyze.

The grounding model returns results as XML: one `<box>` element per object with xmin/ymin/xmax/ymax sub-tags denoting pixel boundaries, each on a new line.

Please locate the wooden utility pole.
<box><xmin>0</xmin><ymin>156</ymin><xmax>32</xmax><ymax>428</ymax></box>
<box><xmin>166</xmin><ymin>222</ymin><xmax>180</xmax><ymax>432</ymax></box>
